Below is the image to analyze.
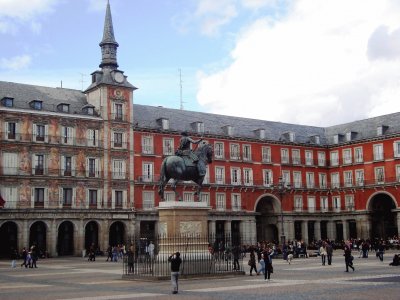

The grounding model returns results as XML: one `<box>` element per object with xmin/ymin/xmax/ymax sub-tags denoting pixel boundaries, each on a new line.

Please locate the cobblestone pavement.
<box><xmin>0</xmin><ymin>250</ymin><xmax>399</xmax><ymax>300</ymax></box>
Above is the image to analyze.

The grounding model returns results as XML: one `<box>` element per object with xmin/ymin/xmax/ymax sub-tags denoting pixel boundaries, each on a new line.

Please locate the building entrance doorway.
<box><xmin>30</xmin><ymin>221</ymin><xmax>47</xmax><ymax>254</ymax></box>
<box><xmin>85</xmin><ymin>221</ymin><xmax>99</xmax><ymax>251</ymax></box>
<box><xmin>256</xmin><ymin>195</ymin><xmax>278</xmax><ymax>242</ymax></box>
<box><xmin>57</xmin><ymin>221</ymin><xmax>74</xmax><ymax>256</ymax></box>
<box><xmin>369</xmin><ymin>193</ymin><xmax>397</xmax><ymax>239</ymax></box>
<box><xmin>109</xmin><ymin>221</ymin><xmax>125</xmax><ymax>246</ymax></box>
<box><xmin>0</xmin><ymin>221</ymin><xmax>18</xmax><ymax>258</ymax></box>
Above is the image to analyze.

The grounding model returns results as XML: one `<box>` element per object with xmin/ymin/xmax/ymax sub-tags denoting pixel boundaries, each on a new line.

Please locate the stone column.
<box><xmin>249</xmin><ymin>218</ymin><xmax>257</xmax><ymax>244</ymax></box>
<box><xmin>342</xmin><ymin>219</ymin><xmax>349</xmax><ymax>241</ymax></box>
<box><xmin>356</xmin><ymin>218</ymin><xmax>363</xmax><ymax>239</ymax></box>
<box><xmin>78</xmin><ymin>219</ymin><xmax>85</xmax><ymax>256</ymax></box>
<box><xmin>314</xmin><ymin>221</ymin><xmax>321</xmax><ymax>241</ymax></box>
<box><xmin>301</xmin><ymin>220</ymin><xmax>308</xmax><ymax>244</ymax></box>
<box><xmin>20</xmin><ymin>220</ymin><xmax>29</xmax><ymax>251</ymax></box>
<box><xmin>102</xmin><ymin>219</ymin><xmax>109</xmax><ymax>252</ymax></box>
<box><xmin>360</xmin><ymin>215</ymin><xmax>371</xmax><ymax>239</ymax></box>
<box><xmin>49</xmin><ymin>219</ymin><xmax>57</xmax><ymax>257</ymax></box>
<box><xmin>224</xmin><ymin>220</ymin><xmax>232</xmax><ymax>238</ymax></box>
<box><xmin>287</xmin><ymin>219</ymin><xmax>294</xmax><ymax>242</ymax></box>
<box><xmin>208</xmin><ymin>220</ymin><xmax>216</xmax><ymax>237</ymax></box>
<box><xmin>327</xmin><ymin>221</ymin><xmax>336</xmax><ymax>241</ymax></box>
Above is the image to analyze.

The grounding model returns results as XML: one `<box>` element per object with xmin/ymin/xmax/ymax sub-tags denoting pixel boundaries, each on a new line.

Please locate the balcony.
<box><xmin>34</xmin><ymin>167</ymin><xmax>44</xmax><ymax>175</ymax></box>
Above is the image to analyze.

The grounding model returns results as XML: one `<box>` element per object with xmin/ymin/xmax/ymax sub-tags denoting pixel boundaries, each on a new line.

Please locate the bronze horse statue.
<box><xmin>158</xmin><ymin>142</ymin><xmax>213</xmax><ymax>200</ymax></box>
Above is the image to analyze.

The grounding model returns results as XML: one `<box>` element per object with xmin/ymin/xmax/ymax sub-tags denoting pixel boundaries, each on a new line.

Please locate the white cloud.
<box><xmin>87</xmin><ymin>0</ymin><xmax>108</xmax><ymax>12</ymax></box>
<box><xmin>0</xmin><ymin>55</ymin><xmax>32</xmax><ymax>70</ymax></box>
<box><xmin>196</xmin><ymin>0</ymin><xmax>400</xmax><ymax>126</ymax></box>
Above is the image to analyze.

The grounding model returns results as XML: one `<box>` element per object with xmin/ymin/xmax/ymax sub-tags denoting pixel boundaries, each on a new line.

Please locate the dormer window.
<box><xmin>87</xmin><ymin>107</ymin><xmax>94</xmax><ymax>115</ymax></box>
<box><xmin>157</xmin><ymin>118</ymin><xmax>169</xmax><ymax>130</ymax></box>
<box><xmin>254</xmin><ymin>129</ymin><xmax>266</xmax><ymax>139</ymax></box>
<box><xmin>82</xmin><ymin>105</ymin><xmax>95</xmax><ymax>116</ymax></box>
<box><xmin>2</xmin><ymin>97</ymin><xmax>13</xmax><ymax>107</ymax></box>
<box><xmin>57</xmin><ymin>103</ymin><xmax>70</xmax><ymax>113</ymax></box>
<box><xmin>345</xmin><ymin>131</ymin><xmax>357</xmax><ymax>142</ymax></box>
<box><xmin>222</xmin><ymin>125</ymin><xmax>234</xmax><ymax>136</ymax></box>
<box><xmin>282</xmin><ymin>131</ymin><xmax>295</xmax><ymax>142</ymax></box>
<box><xmin>191</xmin><ymin>122</ymin><xmax>204</xmax><ymax>134</ymax></box>
<box><xmin>333</xmin><ymin>134</ymin><xmax>343</xmax><ymax>144</ymax></box>
<box><xmin>310</xmin><ymin>135</ymin><xmax>320</xmax><ymax>144</ymax></box>
<box><xmin>30</xmin><ymin>100</ymin><xmax>42</xmax><ymax>110</ymax></box>
<box><xmin>377</xmin><ymin>125</ymin><xmax>388</xmax><ymax>136</ymax></box>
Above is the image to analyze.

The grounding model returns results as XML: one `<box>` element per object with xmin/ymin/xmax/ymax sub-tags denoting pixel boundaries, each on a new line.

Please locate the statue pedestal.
<box><xmin>157</xmin><ymin>201</ymin><xmax>211</xmax><ymax>258</ymax></box>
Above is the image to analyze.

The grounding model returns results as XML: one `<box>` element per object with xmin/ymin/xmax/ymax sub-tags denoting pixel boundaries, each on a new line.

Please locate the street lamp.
<box><xmin>277</xmin><ymin>176</ymin><xmax>290</xmax><ymax>246</ymax></box>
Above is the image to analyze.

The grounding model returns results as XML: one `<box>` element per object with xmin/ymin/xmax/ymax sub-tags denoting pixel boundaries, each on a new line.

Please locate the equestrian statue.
<box><xmin>158</xmin><ymin>131</ymin><xmax>213</xmax><ymax>201</ymax></box>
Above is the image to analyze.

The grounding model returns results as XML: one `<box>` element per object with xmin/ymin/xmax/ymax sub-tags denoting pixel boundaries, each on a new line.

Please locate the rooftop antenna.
<box><xmin>179</xmin><ymin>68</ymin><xmax>186</xmax><ymax>110</ymax></box>
<box><xmin>79</xmin><ymin>73</ymin><xmax>87</xmax><ymax>90</ymax></box>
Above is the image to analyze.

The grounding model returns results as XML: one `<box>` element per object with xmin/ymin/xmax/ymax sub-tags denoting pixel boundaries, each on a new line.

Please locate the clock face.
<box><xmin>114</xmin><ymin>72</ymin><xmax>124</xmax><ymax>83</ymax></box>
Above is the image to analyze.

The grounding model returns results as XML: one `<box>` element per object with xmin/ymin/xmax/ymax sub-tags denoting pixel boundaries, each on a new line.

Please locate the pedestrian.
<box><xmin>377</xmin><ymin>242</ymin><xmax>385</xmax><ymax>262</ymax></box>
<box><xmin>248</xmin><ymin>249</ymin><xmax>258</xmax><ymax>276</ymax></box>
<box><xmin>344</xmin><ymin>245</ymin><xmax>354</xmax><ymax>272</ymax></box>
<box><xmin>127</xmin><ymin>246</ymin><xmax>134</xmax><ymax>274</ymax></box>
<box><xmin>30</xmin><ymin>246</ymin><xmax>38</xmax><ymax>268</ymax></box>
<box><xmin>326</xmin><ymin>242</ymin><xmax>333</xmax><ymax>265</ymax></box>
<box><xmin>168</xmin><ymin>252</ymin><xmax>182</xmax><ymax>295</ymax></box>
<box><xmin>106</xmin><ymin>245</ymin><xmax>112</xmax><ymax>262</ymax></box>
<box><xmin>320</xmin><ymin>242</ymin><xmax>327</xmax><ymax>266</ymax></box>
<box><xmin>20</xmin><ymin>247</ymin><xmax>28</xmax><ymax>268</ymax></box>
<box><xmin>258</xmin><ymin>253</ymin><xmax>265</xmax><ymax>275</ymax></box>
<box><xmin>11</xmin><ymin>248</ymin><xmax>18</xmax><ymax>268</ymax></box>
<box><xmin>232</xmin><ymin>245</ymin><xmax>240</xmax><ymax>271</ymax></box>
<box><xmin>264</xmin><ymin>248</ymin><xmax>273</xmax><ymax>281</ymax></box>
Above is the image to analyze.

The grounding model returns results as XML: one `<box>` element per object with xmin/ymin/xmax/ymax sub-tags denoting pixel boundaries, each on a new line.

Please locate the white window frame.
<box><xmin>242</xmin><ymin>144</ymin><xmax>252</xmax><ymax>161</ymax></box>
<box><xmin>331</xmin><ymin>172</ymin><xmax>340</xmax><ymax>188</ymax></box>
<box><xmin>142</xmin><ymin>162</ymin><xmax>154</xmax><ymax>182</ymax></box>
<box><xmin>263</xmin><ymin>169</ymin><xmax>273</xmax><ymax>187</ymax></box>
<box><xmin>354</xmin><ymin>147</ymin><xmax>363</xmax><ymax>163</ymax></box>
<box><xmin>33</xmin><ymin>123</ymin><xmax>48</xmax><ymax>143</ymax></box>
<box><xmin>345</xmin><ymin>195</ymin><xmax>355</xmax><ymax>211</ymax></box>
<box><xmin>375</xmin><ymin>167</ymin><xmax>385</xmax><ymax>184</ymax></box>
<box><xmin>393</xmin><ymin>141</ymin><xmax>400</xmax><ymax>158</ymax></box>
<box><xmin>230</xmin><ymin>143</ymin><xmax>240</xmax><ymax>160</ymax></box>
<box><xmin>143</xmin><ymin>191</ymin><xmax>154</xmax><ymax>210</ymax></box>
<box><xmin>0</xmin><ymin>186</ymin><xmax>18</xmax><ymax>209</ymax></box>
<box><xmin>214</xmin><ymin>142</ymin><xmax>224</xmax><ymax>159</ymax></box>
<box><xmin>163</xmin><ymin>138</ymin><xmax>174</xmax><ymax>156</ymax></box>
<box><xmin>61</xmin><ymin>155</ymin><xmax>76</xmax><ymax>177</ymax></box>
<box><xmin>4</xmin><ymin>121</ymin><xmax>19</xmax><ymax>141</ymax></box>
<box><xmin>164</xmin><ymin>192</ymin><xmax>176</xmax><ymax>202</ymax></box>
<box><xmin>294</xmin><ymin>195</ymin><xmax>303</xmax><ymax>212</ymax></box>
<box><xmin>330</xmin><ymin>151</ymin><xmax>339</xmax><ymax>166</ymax></box>
<box><xmin>343</xmin><ymin>149</ymin><xmax>352</xmax><ymax>165</ymax></box>
<box><xmin>333</xmin><ymin>196</ymin><xmax>341</xmax><ymax>212</ymax></box>
<box><xmin>281</xmin><ymin>148</ymin><xmax>289</xmax><ymax>164</ymax></box>
<box><xmin>373</xmin><ymin>144</ymin><xmax>384</xmax><ymax>161</ymax></box>
<box><xmin>293</xmin><ymin>171</ymin><xmax>302</xmax><ymax>188</ymax></box>
<box><xmin>396</xmin><ymin>165</ymin><xmax>400</xmax><ymax>182</ymax></box>
<box><xmin>2</xmin><ymin>152</ymin><xmax>18</xmax><ymax>175</ymax></box>
<box><xmin>230</xmin><ymin>167</ymin><xmax>241</xmax><ymax>185</ymax></box>
<box><xmin>32</xmin><ymin>153</ymin><xmax>46</xmax><ymax>175</ymax></box>
<box><xmin>86</xmin><ymin>157</ymin><xmax>99</xmax><ymax>178</ymax></box>
<box><xmin>183</xmin><ymin>192</ymin><xmax>194</xmax><ymax>202</ymax></box>
<box><xmin>344</xmin><ymin>171</ymin><xmax>353</xmax><ymax>187</ymax></box>
<box><xmin>142</xmin><ymin>135</ymin><xmax>154</xmax><ymax>154</ymax></box>
<box><xmin>86</xmin><ymin>129</ymin><xmax>99</xmax><ymax>147</ymax></box>
<box><xmin>307</xmin><ymin>196</ymin><xmax>316</xmax><ymax>213</ymax></box>
<box><xmin>355</xmin><ymin>169</ymin><xmax>364</xmax><ymax>186</ymax></box>
<box><xmin>111</xmin><ymin>190</ymin><xmax>127</xmax><ymax>209</ymax></box>
<box><xmin>215</xmin><ymin>166</ymin><xmax>225</xmax><ymax>184</ymax></box>
<box><xmin>318</xmin><ymin>151</ymin><xmax>326</xmax><ymax>166</ymax></box>
<box><xmin>306</xmin><ymin>172</ymin><xmax>315</xmax><ymax>188</ymax></box>
<box><xmin>319</xmin><ymin>173</ymin><xmax>327</xmax><ymax>189</ymax></box>
<box><xmin>292</xmin><ymin>149</ymin><xmax>301</xmax><ymax>165</ymax></box>
<box><xmin>231</xmin><ymin>193</ymin><xmax>241</xmax><ymax>211</ymax></box>
<box><xmin>282</xmin><ymin>170</ymin><xmax>291</xmax><ymax>187</ymax></box>
<box><xmin>112</xmin><ymin>130</ymin><xmax>126</xmax><ymax>149</ymax></box>
<box><xmin>305</xmin><ymin>150</ymin><xmax>313</xmax><ymax>166</ymax></box>
<box><xmin>200</xmin><ymin>192</ymin><xmax>210</xmax><ymax>205</ymax></box>
<box><xmin>262</xmin><ymin>146</ymin><xmax>271</xmax><ymax>163</ymax></box>
<box><xmin>216</xmin><ymin>193</ymin><xmax>226</xmax><ymax>211</ymax></box>
<box><xmin>243</xmin><ymin>168</ymin><xmax>253</xmax><ymax>186</ymax></box>
<box><xmin>112</xmin><ymin>159</ymin><xmax>126</xmax><ymax>179</ymax></box>
<box><xmin>320</xmin><ymin>196</ymin><xmax>328</xmax><ymax>212</ymax></box>
<box><xmin>61</xmin><ymin>126</ymin><xmax>75</xmax><ymax>145</ymax></box>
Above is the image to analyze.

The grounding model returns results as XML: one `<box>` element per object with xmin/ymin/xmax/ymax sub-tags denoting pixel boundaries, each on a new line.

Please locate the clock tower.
<box><xmin>84</xmin><ymin>0</ymin><xmax>137</xmax><ymax>248</ymax></box>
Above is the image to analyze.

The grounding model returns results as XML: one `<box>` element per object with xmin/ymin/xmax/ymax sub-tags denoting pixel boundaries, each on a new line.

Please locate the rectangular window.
<box><xmin>143</xmin><ymin>191</ymin><xmax>154</xmax><ymax>210</ymax></box>
<box><xmin>293</xmin><ymin>171</ymin><xmax>302</xmax><ymax>188</ymax></box>
<box><xmin>331</xmin><ymin>173</ymin><xmax>340</xmax><ymax>188</ymax></box>
<box><xmin>113</xmin><ymin>132</ymin><xmax>123</xmax><ymax>148</ymax></box>
<box><xmin>344</xmin><ymin>171</ymin><xmax>353</xmax><ymax>187</ymax></box>
<box><xmin>281</xmin><ymin>148</ymin><xmax>289</xmax><ymax>164</ymax></box>
<box><xmin>306</xmin><ymin>172</ymin><xmax>315</xmax><ymax>188</ymax></box>
<box><xmin>183</xmin><ymin>192</ymin><xmax>194</xmax><ymax>202</ymax></box>
<box><xmin>142</xmin><ymin>136</ymin><xmax>154</xmax><ymax>154</ymax></box>
<box><xmin>87</xmin><ymin>129</ymin><xmax>98</xmax><ymax>147</ymax></box>
<box><xmin>230</xmin><ymin>144</ymin><xmax>240</xmax><ymax>160</ymax></box>
<box><xmin>6</xmin><ymin>122</ymin><xmax>16</xmax><ymax>140</ymax></box>
<box><xmin>114</xmin><ymin>191</ymin><xmax>123</xmax><ymax>208</ymax></box>
<box><xmin>216</xmin><ymin>193</ymin><xmax>226</xmax><ymax>211</ymax></box>
<box><xmin>62</xmin><ymin>126</ymin><xmax>74</xmax><ymax>145</ymax></box>
<box><xmin>113</xmin><ymin>159</ymin><xmax>126</xmax><ymax>179</ymax></box>
<box><xmin>375</xmin><ymin>167</ymin><xmax>385</xmax><ymax>184</ymax></box>
<box><xmin>89</xmin><ymin>190</ymin><xmax>97</xmax><ymax>207</ymax></box>
<box><xmin>282</xmin><ymin>171</ymin><xmax>290</xmax><ymax>187</ymax></box>
<box><xmin>243</xmin><ymin>168</ymin><xmax>253</xmax><ymax>186</ymax></box>
<box><xmin>320</xmin><ymin>196</ymin><xmax>328</xmax><ymax>212</ymax></box>
<box><xmin>214</xmin><ymin>142</ymin><xmax>224</xmax><ymax>159</ymax></box>
<box><xmin>330</xmin><ymin>151</ymin><xmax>339</xmax><ymax>166</ymax></box>
<box><xmin>262</xmin><ymin>146</ymin><xmax>271</xmax><ymax>163</ymax></box>
<box><xmin>114</xmin><ymin>103</ymin><xmax>123</xmax><ymax>120</ymax></box>
<box><xmin>164</xmin><ymin>192</ymin><xmax>176</xmax><ymax>202</ymax></box>
<box><xmin>88</xmin><ymin>158</ymin><xmax>97</xmax><ymax>177</ymax></box>
<box><xmin>355</xmin><ymin>170</ymin><xmax>364</xmax><ymax>186</ymax></box>
<box><xmin>35</xmin><ymin>124</ymin><xmax>46</xmax><ymax>142</ymax></box>
<box><xmin>200</xmin><ymin>192</ymin><xmax>210</xmax><ymax>205</ymax></box>
<box><xmin>396</xmin><ymin>165</ymin><xmax>400</xmax><ymax>182</ymax></box>
<box><xmin>2</xmin><ymin>152</ymin><xmax>18</xmax><ymax>175</ymax></box>
<box><xmin>318</xmin><ymin>151</ymin><xmax>326</xmax><ymax>166</ymax></box>
<box><xmin>34</xmin><ymin>154</ymin><xmax>44</xmax><ymax>175</ymax></box>
<box><xmin>231</xmin><ymin>194</ymin><xmax>241</xmax><ymax>211</ymax></box>
<box><xmin>34</xmin><ymin>188</ymin><xmax>45</xmax><ymax>207</ymax></box>
<box><xmin>243</xmin><ymin>145</ymin><xmax>251</xmax><ymax>161</ymax></box>
<box><xmin>343</xmin><ymin>149</ymin><xmax>352</xmax><ymax>165</ymax></box>
<box><xmin>142</xmin><ymin>162</ymin><xmax>154</xmax><ymax>182</ymax></box>
<box><xmin>319</xmin><ymin>173</ymin><xmax>327</xmax><ymax>188</ymax></box>
<box><xmin>305</xmin><ymin>150</ymin><xmax>313</xmax><ymax>166</ymax></box>
<box><xmin>263</xmin><ymin>169</ymin><xmax>273</xmax><ymax>187</ymax></box>
<box><xmin>393</xmin><ymin>141</ymin><xmax>400</xmax><ymax>158</ymax></box>
<box><xmin>354</xmin><ymin>147</ymin><xmax>363</xmax><ymax>163</ymax></box>
<box><xmin>333</xmin><ymin>196</ymin><xmax>341</xmax><ymax>212</ymax></box>
<box><xmin>345</xmin><ymin>195</ymin><xmax>355</xmax><ymax>211</ymax></box>
<box><xmin>215</xmin><ymin>166</ymin><xmax>225</xmax><ymax>184</ymax></box>
<box><xmin>63</xmin><ymin>188</ymin><xmax>72</xmax><ymax>206</ymax></box>
<box><xmin>163</xmin><ymin>138</ymin><xmax>174</xmax><ymax>155</ymax></box>
<box><xmin>292</xmin><ymin>149</ymin><xmax>301</xmax><ymax>165</ymax></box>
<box><xmin>294</xmin><ymin>196</ymin><xmax>303</xmax><ymax>212</ymax></box>
<box><xmin>231</xmin><ymin>167</ymin><xmax>241</xmax><ymax>185</ymax></box>
<box><xmin>64</xmin><ymin>156</ymin><xmax>72</xmax><ymax>176</ymax></box>
<box><xmin>373</xmin><ymin>144</ymin><xmax>384</xmax><ymax>161</ymax></box>
<box><xmin>0</xmin><ymin>187</ymin><xmax>18</xmax><ymax>209</ymax></box>
<box><xmin>307</xmin><ymin>196</ymin><xmax>316</xmax><ymax>213</ymax></box>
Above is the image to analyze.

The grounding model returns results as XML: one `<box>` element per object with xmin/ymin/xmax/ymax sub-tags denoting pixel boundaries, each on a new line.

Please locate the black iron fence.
<box><xmin>122</xmin><ymin>233</ymin><xmax>245</xmax><ymax>280</ymax></box>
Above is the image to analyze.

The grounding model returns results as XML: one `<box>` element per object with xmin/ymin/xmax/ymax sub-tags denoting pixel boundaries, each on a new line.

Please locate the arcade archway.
<box><xmin>57</xmin><ymin>221</ymin><xmax>74</xmax><ymax>256</ymax></box>
<box><xmin>109</xmin><ymin>221</ymin><xmax>125</xmax><ymax>246</ymax></box>
<box><xmin>85</xmin><ymin>221</ymin><xmax>99</xmax><ymax>251</ymax></box>
<box><xmin>29</xmin><ymin>221</ymin><xmax>47</xmax><ymax>254</ymax></box>
<box><xmin>0</xmin><ymin>221</ymin><xmax>18</xmax><ymax>258</ymax></box>
<box><xmin>255</xmin><ymin>195</ymin><xmax>279</xmax><ymax>242</ymax></box>
<box><xmin>369</xmin><ymin>193</ymin><xmax>397</xmax><ymax>239</ymax></box>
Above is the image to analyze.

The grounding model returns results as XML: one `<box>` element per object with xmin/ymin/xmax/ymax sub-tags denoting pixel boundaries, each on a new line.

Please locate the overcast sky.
<box><xmin>2</xmin><ymin>0</ymin><xmax>400</xmax><ymax>127</ymax></box>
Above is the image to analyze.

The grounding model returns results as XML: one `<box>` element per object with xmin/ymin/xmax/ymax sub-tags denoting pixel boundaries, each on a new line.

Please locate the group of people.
<box><xmin>105</xmin><ymin>244</ymin><xmax>127</xmax><ymax>262</ymax></box>
<box><xmin>17</xmin><ymin>246</ymin><xmax>39</xmax><ymax>268</ymax></box>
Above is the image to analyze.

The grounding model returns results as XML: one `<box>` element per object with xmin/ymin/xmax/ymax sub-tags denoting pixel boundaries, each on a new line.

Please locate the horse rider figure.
<box><xmin>175</xmin><ymin>131</ymin><xmax>206</xmax><ymax>176</ymax></box>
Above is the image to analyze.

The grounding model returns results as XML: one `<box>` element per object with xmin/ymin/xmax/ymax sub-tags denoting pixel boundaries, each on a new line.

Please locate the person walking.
<box><xmin>264</xmin><ymin>248</ymin><xmax>273</xmax><ymax>281</ymax></box>
<box><xmin>320</xmin><ymin>242</ymin><xmax>327</xmax><ymax>266</ymax></box>
<box><xmin>127</xmin><ymin>246</ymin><xmax>134</xmax><ymax>274</ymax></box>
<box><xmin>30</xmin><ymin>246</ymin><xmax>38</xmax><ymax>268</ymax></box>
<box><xmin>377</xmin><ymin>242</ymin><xmax>385</xmax><ymax>262</ymax></box>
<box><xmin>20</xmin><ymin>247</ymin><xmax>28</xmax><ymax>268</ymax></box>
<box><xmin>326</xmin><ymin>242</ymin><xmax>333</xmax><ymax>265</ymax></box>
<box><xmin>168</xmin><ymin>252</ymin><xmax>182</xmax><ymax>295</ymax></box>
<box><xmin>258</xmin><ymin>253</ymin><xmax>265</xmax><ymax>275</ymax></box>
<box><xmin>344</xmin><ymin>245</ymin><xmax>354</xmax><ymax>272</ymax></box>
<box><xmin>248</xmin><ymin>249</ymin><xmax>258</xmax><ymax>276</ymax></box>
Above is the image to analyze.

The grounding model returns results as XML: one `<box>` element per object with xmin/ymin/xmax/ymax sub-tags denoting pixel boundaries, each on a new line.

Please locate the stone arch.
<box><xmin>29</xmin><ymin>221</ymin><xmax>48</xmax><ymax>254</ymax></box>
<box><xmin>366</xmin><ymin>192</ymin><xmax>397</xmax><ymax>239</ymax></box>
<box><xmin>57</xmin><ymin>220</ymin><xmax>75</xmax><ymax>256</ymax></box>
<box><xmin>254</xmin><ymin>194</ymin><xmax>281</xmax><ymax>242</ymax></box>
<box><xmin>0</xmin><ymin>221</ymin><xmax>18</xmax><ymax>258</ymax></box>
<box><xmin>84</xmin><ymin>220</ymin><xmax>100</xmax><ymax>251</ymax></box>
<box><xmin>109</xmin><ymin>221</ymin><xmax>126</xmax><ymax>247</ymax></box>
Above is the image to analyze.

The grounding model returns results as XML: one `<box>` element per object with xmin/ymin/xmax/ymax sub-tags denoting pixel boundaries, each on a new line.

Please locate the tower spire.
<box><xmin>99</xmin><ymin>0</ymin><xmax>119</xmax><ymax>69</ymax></box>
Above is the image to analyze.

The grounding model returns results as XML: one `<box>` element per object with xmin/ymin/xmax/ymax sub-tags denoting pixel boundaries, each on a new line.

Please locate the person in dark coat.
<box><xmin>168</xmin><ymin>252</ymin><xmax>182</xmax><ymax>294</ymax></box>
<box><xmin>344</xmin><ymin>245</ymin><xmax>354</xmax><ymax>272</ymax></box>
<box><xmin>326</xmin><ymin>242</ymin><xmax>333</xmax><ymax>265</ymax></box>
<box><xmin>248</xmin><ymin>250</ymin><xmax>258</xmax><ymax>276</ymax></box>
